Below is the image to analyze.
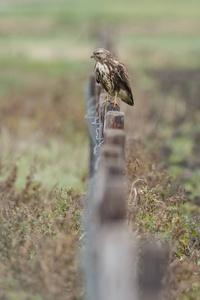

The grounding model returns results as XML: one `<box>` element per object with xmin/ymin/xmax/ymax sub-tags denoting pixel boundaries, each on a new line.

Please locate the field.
<box><xmin>0</xmin><ymin>0</ymin><xmax>200</xmax><ymax>299</ymax></box>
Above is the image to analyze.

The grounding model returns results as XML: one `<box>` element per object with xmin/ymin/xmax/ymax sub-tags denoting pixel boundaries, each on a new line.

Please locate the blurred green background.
<box><xmin>0</xmin><ymin>0</ymin><xmax>200</xmax><ymax>195</ymax></box>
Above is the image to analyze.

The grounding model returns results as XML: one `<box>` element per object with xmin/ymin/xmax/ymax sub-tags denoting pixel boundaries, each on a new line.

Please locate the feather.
<box><xmin>116</xmin><ymin>62</ymin><xmax>134</xmax><ymax>106</ymax></box>
<box><xmin>92</xmin><ymin>48</ymin><xmax>134</xmax><ymax>106</ymax></box>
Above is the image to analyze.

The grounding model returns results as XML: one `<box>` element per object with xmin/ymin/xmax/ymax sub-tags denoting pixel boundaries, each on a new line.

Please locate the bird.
<box><xmin>91</xmin><ymin>48</ymin><xmax>134</xmax><ymax>107</ymax></box>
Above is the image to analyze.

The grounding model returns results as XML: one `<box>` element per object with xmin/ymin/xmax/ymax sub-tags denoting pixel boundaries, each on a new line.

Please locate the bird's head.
<box><xmin>91</xmin><ymin>48</ymin><xmax>114</xmax><ymax>62</ymax></box>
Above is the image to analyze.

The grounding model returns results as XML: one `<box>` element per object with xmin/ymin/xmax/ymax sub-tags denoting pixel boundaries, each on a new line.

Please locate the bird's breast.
<box><xmin>95</xmin><ymin>62</ymin><xmax>116</xmax><ymax>94</ymax></box>
<box><xmin>96</xmin><ymin>62</ymin><xmax>110</xmax><ymax>75</ymax></box>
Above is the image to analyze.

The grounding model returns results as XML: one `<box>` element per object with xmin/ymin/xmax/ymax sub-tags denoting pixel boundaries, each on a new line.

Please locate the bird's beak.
<box><xmin>91</xmin><ymin>53</ymin><xmax>94</xmax><ymax>59</ymax></box>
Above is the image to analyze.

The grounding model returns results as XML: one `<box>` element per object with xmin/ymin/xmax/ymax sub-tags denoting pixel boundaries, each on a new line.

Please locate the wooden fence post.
<box><xmin>84</xmin><ymin>75</ymin><xmax>97</xmax><ymax>178</ymax></box>
<box><xmin>95</xmin><ymin>166</ymin><xmax>125</xmax><ymax>222</ymax></box>
<box><xmin>98</xmin><ymin>93</ymin><xmax>120</xmax><ymax>140</ymax></box>
<box><xmin>99</xmin><ymin>144</ymin><xmax>123</xmax><ymax>169</ymax></box>
<box><xmin>91</xmin><ymin>145</ymin><xmax>137</xmax><ymax>300</ymax></box>
<box><xmin>104</xmin><ymin>111</ymin><xmax>124</xmax><ymax>130</ymax></box>
<box><xmin>104</xmin><ymin>129</ymin><xmax>125</xmax><ymax>148</ymax></box>
<box><xmin>95</xmin><ymin>222</ymin><xmax>137</xmax><ymax>300</ymax></box>
<box><xmin>139</xmin><ymin>243</ymin><xmax>166</xmax><ymax>300</ymax></box>
<box><xmin>96</xmin><ymin>84</ymin><xmax>103</xmax><ymax>116</ymax></box>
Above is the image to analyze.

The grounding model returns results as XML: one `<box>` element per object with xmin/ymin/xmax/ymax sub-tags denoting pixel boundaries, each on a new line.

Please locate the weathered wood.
<box><xmin>98</xmin><ymin>93</ymin><xmax>107</xmax><ymax>142</ymax></box>
<box><xmin>96</xmin><ymin>84</ymin><xmax>103</xmax><ymax>117</ymax></box>
<box><xmin>99</xmin><ymin>93</ymin><xmax>121</xmax><ymax>122</ymax></box>
<box><xmin>95</xmin><ymin>223</ymin><xmax>138</xmax><ymax>300</ymax></box>
<box><xmin>95</xmin><ymin>167</ymin><xmax>125</xmax><ymax>222</ymax></box>
<box><xmin>103</xmin><ymin>100</ymin><xmax>120</xmax><ymax>140</ymax></box>
<box><xmin>89</xmin><ymin>75</ymin><xmax>96</xmax><ymax>97</ymax></box>
<box><xmin>105</xmin><ymin>111</ymin><xmax>124</xmax><ymax>130</ymax></box>
<box><xmin>139</xmin><ymin>243</ymin><xmax>165</xmax><ymax>300</ymax></box>
<box><xmin>94</xmin><ymin>141</ymin><xmax>125</xmax><ymax>222</ymax></box>
<box><xmin>99</xmin><ymin>144</ymin><xmax>123</xmax><ymax>169</ymax></box>
<box><xmin>104</xmin><ymin>129</ymin><xmax>125</xmax><ymax>149</ymax></box>
<box><xmin>98</xmin><ymin>176</ymin><xmax>125</xmax><ymax>222</ymax></box>
<box><xmin>84</xmin><ymin>75</ymin><xmax>97</xmax><ymax>178</ymax></box>
<box><xmin>105</xmin><ymin>100</ymin><xmax>120</xmax><ymax>113</ymax></box>
<box><xmin>99</xmin><ymin>93</ymin><xmax>107</xmax><ymax>123</ymax></box>
<box><xmin>98</xmin><ymin>93</ymin><xmax>120</xmax><ymax>140</ymax></box>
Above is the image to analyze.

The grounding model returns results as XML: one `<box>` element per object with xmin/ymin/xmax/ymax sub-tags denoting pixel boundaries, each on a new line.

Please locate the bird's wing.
<box><xmin>96</xmin><ymin>72</ymin><xmax>100</xmax><ymax>84</ymax></box>
<box><xmin>116</xmin><ymin>62</ymin><xmax>133</xmax><ymax>96</ymax></box>
<box><xmin>95</xmin><ymin>64</ymin><xmax>100</xmax><ymax>84</ymax></box>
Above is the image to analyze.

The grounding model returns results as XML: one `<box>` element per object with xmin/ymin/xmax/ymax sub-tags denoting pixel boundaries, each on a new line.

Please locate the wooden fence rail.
<box><xmin>84</xmin><ymin>51</ymin><xmax>165</xmax><ymax>300</ymax></box>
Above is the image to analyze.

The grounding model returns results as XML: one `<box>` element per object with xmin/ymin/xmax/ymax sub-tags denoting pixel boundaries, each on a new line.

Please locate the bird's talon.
<box><xmin>111</xmin><ymin>100</ymin><xmax>119</xmax><ymax>107</ymax></box>
<box><xmin>102</xmin><ymin>98</ymin><xmax>110</xmax><ymax>105</ymax></box>
<box><xmin>102</xmin><ymin>93</ymin><xmax>110</xmax><ymax>105</ymax></box>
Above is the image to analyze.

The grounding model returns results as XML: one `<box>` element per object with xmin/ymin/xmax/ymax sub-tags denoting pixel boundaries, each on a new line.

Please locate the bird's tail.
<box><xmin>120</xmin><ymin>90</ymin><xmax>134</xmax><ymax>106</ymax></box>
<box><xmin>127</xmin><ymin>92</ymin><xmax>134</xmax><ymax>106</ymax></box>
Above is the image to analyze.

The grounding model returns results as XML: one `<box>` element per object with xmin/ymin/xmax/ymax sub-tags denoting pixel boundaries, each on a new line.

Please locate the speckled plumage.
<box><xmin>91</xmin><ymin>48</ymin><xmax>134</xmax><ymax>106</ymax></box>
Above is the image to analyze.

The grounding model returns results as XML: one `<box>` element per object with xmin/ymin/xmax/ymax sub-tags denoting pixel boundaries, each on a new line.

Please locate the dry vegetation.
<box><xmin>0</xmin><ymin>0</ymin><xmax>200</xmax><ymax>299</ymax></box>
<box><xmin>124</xmin><ymin>68</ymin><xmax>200</xmax><ymax>298</ymax></box>
<box><xmin>0</xmin><ymin>127</ymin><xmax>200</xmax><ymax>299</ymax></box>
<box><xmin>0</xmin><ymin>164</ymin><xmax>82</xmax><ymax>300</ymax></box>
<box><xmin>126</xmin><ymin>138</ymin><xmax>200</xmax><ymax>299</ymax></box>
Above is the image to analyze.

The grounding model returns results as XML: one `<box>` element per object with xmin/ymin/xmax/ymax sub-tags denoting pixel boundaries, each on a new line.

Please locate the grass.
<box><xmin>0</xmin><ymin>55</ymin><xmax>89</xmax><ymax>190</ymax></box>
<box><xmin>0</xmin><ymin>169</ymin><xmax>82</xmax><ymax>299</ymax></box>
<box><xmin>0</xmin><ymin>133</ymin><xmax>88</xmax><ymax>190</ymax></box>
<box><xmin>2</xmin><ymin>0</ymin><xmax>200</xmax><ymax>20</ymax></box>
<box><xmin>0</xmin><ymin>0</ymin><xmax>200</xmax><ymax>298</ymax></box>
<box><xmin>0</xmin><ymin>0</ymin><xmax>200</xmax><ymax>70</ymax></box>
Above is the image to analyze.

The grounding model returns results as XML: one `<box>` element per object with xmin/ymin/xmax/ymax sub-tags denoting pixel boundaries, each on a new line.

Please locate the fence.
<box><xmin>84</xmin><ymin>52</ymin><xmax>166</xmax><ymax>300</ymax></box>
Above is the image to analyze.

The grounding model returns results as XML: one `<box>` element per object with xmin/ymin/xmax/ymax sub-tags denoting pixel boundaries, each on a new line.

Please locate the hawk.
<box><xmin>91</xmin><ymin>48</ymin><xmax>134</xmax><ymax>107</ymax></box>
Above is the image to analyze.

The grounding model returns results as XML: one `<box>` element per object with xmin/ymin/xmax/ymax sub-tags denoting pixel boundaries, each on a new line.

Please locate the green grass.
<box><xmin>0</xmin><ymin>55</ymin><xmax>89</xmax><ymax>190</ymax></box>
<box><xmin>0</xmin><ymin>133</ymin><xmax>88</xmax><ymax>191</ymax></box>
<box><xmin>1</xmin><ymin>0</ymin><xmax>200</xmax><ymax>21</ymax></box>
<box><xmin>0</xmin><ymin>0</ymin><xmax>200</xmax><ymax>69</ymax></box>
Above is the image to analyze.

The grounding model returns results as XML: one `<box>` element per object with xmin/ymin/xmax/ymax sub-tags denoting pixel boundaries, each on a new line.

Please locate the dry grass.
<box><xmin>125</xmin><ymin>137</ymin><xmax>200</xmax><ymax>299</ymax></box>
<box><xmin>1</xmin><ymin>75</ymin><xmax>200</xmax><ymax>299</ymax></box>
<box><xmin>0</xmin><ymin>163</ymin><xmax>83</xmax><ymax>300</ymax></box>
<box><xmin>124</xmin><ymin>68</ymin><xmax>200</xmax><ymax>299</ymax></box>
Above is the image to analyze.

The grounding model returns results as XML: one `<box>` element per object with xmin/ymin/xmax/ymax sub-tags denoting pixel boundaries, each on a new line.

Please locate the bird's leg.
<box><xmin>103</xmin><ymin>93</ymin><xmax>110</xmax><ymax>105</ymax></box>
<box><xmin>111</xmin><ymin>93</ymin><xmax>119</xmax><ymax>107</ymax></box>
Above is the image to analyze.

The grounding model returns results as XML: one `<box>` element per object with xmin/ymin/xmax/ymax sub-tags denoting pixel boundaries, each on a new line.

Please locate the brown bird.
<box><xmin>91</xmin><ymin>48</ymin><xmax>134</xmax><ymax>107</ymax></box>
